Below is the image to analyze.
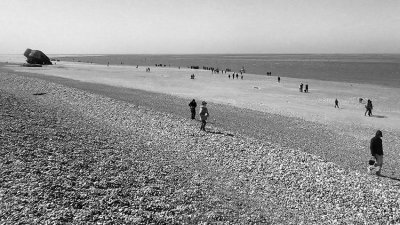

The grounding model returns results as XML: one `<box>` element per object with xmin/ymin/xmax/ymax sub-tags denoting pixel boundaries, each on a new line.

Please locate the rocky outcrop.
<box><xmin>23</xmin><ymin>48</ymin><xmax>52</xmax><ymax>65</ymax></box>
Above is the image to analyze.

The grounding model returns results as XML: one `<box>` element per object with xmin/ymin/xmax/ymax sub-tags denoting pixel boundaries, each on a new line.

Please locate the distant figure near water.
<box><xmin>299</xmin><ymin>83</ymin><xmax>303</xmax><ymax>92</ymax></box>
<box><xmin>304</xmin><ymin>84</ymin><xmax>309</xmax><ymax>93</ymax></box>
<box><xmin>199</xmin><ymin>101</ymin><xmax>209</xmax><ymax>131</ymax></box>
<box><xmin>335</xmin><ymin>99</ymin><xmax>339</xmax><ymax>108</ymax></box>
<box><xmin>189</xmin><ymin>99</ymin><xmax>197</xmax><ymax>119</ymax></box>
<box><xmin>278</xmin><ymin>76</ymin><xmax>280</xmax><ymax>83</ymax></box>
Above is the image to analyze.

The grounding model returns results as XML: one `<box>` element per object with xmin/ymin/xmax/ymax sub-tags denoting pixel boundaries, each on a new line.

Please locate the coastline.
<box><xmin>3</xmin><ymin>62</ymin><xmax>400</xmax><ymax>177</ymax></box>
<box><xmin>1</xmin><ymin>69</ymin><xmax>400</xmax><ymax>223</ymax></box>
<box><xmin>56</xmin><ymin>53</ymin><xmax>400</xmax><ymax>88</ymax></box>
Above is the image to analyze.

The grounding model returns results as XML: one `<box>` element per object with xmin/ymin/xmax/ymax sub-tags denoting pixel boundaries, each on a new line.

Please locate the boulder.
<box><xmin>24</xmin><ymin>48</ymin><xmax>52</xmax><ymax>65</ymax></box>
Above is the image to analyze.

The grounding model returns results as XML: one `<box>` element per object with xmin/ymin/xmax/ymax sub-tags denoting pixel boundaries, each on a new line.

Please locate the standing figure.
<box><xmin>278</xmin><ymin>76</ymin><xmax>280</xmax><ymax>83</ymax></box>
<box><xmin>199</xmin><ymin>101</ymin><xmax>209</xmax><ymax>131</ymax></box>
<box><xmin>370</xmin><ymin>130</ymin><xmax>383</xmax><ymax>176</ymax></box>
<box><xmin>189</xmin><ymin>99</ymin><xmax>197</xmax><ymax>119</ymax></box>
<box><xmin>335</xmin><ymin>99</ymin><xmax>339</xmax><ymax>108</ymax></box>
<box><xmin>365</xmin><ymin>99</ymin><xmax>373</xmax><ymax>116</ymax></box>
<box><xmin>305</xmin><ymin>84</ymin><xmax>309</xmax><ymax>93</ymax></box>
<box><xmin>299</xmin><ymin>83</ymin><xmax>303</xmax><ymax>92</ymax></box>
<box><xmin>236</xmin><ymin>74</ymin><xmax>239</xmax><ymax>79</ymax></box>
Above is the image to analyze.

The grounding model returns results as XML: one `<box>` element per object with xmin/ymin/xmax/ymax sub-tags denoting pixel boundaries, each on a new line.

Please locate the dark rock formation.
<box><xmin>23</xmin><ymin>48</ymin><xmax>52</xmax><ymax>65</ymax></box>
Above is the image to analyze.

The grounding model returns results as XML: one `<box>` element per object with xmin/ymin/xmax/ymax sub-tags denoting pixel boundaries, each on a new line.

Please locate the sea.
<box><xmin>2</xmin><ymin>54</ymin><xmax>400</xmax><ymax>88</ymax></box>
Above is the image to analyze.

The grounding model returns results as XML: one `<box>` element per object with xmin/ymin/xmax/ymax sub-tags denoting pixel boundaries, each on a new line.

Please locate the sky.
<box><xmin>1</xmin><ymin>0</ymin><xmax>400</xmax><ymax>54</ymax></box>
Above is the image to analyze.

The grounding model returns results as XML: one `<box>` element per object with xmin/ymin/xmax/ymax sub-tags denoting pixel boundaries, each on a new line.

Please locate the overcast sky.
<box><xmin>1</xmin><ymin>0</ymin><xmax>399</xmax><ymax>54</ymax></box>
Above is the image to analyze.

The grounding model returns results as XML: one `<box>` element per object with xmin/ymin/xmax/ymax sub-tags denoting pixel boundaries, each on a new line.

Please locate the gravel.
<box><xmin>1</xmin><ymin>70</ymin><xmax>400</xmax><ymax>224</ymax></box>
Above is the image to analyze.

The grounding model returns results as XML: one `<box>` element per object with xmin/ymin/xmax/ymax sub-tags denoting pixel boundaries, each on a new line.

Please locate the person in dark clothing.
<box><xmin>305</xmin><ymin>84</ymin><xmax>309</xmax><ymax>93</ymax></box>
<box><xmin>370</xmin><ymin>130</ymin><xmax>383</xmax><ymax>175</ymax></box>
<box><xmin>335</xmin><ymin>99</ymin><xmax>339</xmax><ymax>108</ymax></box>
<box><xmin>199</xmin><ymin>101</ymin><xmax>209</xmax><ymax>131</ymax></box>
<box><xmin>188</xmin><ymin>99</ymin><xmax>197</xmax><ymax>119</ymax></box>
<box><xmin>278</xmin><ymin>76</ymin><xmax>280</xmax><ymax>83</ymax></box>
<box><xmin>365</xmin><ymin>99</ymin><xmax>373</xmax><ymax>116</ymax></box>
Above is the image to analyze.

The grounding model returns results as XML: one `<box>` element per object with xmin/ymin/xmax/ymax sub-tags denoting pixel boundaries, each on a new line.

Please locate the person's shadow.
<box><xmin>370</xmin><ymin>115</ymin><xmax>387</xmax><ymax>118</ymax></box>
<box><xmin>207</xmin><ymin>130</ymin><xmax>234</xmax><ymax>137</ymax></box>
<box><xmin>380</xmin><ymin>175</ymin><xmax>400</xmax><ymax>182</ymax></box>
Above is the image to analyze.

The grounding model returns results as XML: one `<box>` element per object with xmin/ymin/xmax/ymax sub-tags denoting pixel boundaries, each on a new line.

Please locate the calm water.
<box><xmin>45</xmin><ymin>54</ymin><xmax>400</xmax><ymax>88</ymax></box>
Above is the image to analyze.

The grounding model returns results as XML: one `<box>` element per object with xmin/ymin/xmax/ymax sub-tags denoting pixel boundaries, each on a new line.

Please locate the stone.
<box><xmin>23</xmin><ymin>48</ymin><xmax>52</xmax><ymax>65</ymax></box>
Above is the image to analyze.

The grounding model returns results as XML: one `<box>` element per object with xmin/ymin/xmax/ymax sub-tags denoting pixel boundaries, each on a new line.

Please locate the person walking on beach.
<box><xmin>228</xmin><ymin>74</ymin><xmax>230</xmax><ymax>79</ymax></box>
<box><xmin>299</xmin><ymin>83</ymin><xmax>303</xmax><ymax>92</ymax></box>
<box><xmin>365</xmin><ymin>99</ymin><xmax>373</xmax><ymax>116</ymax></box>
<box><xmin>370</xmin><ymin>130</ymin><xmax>383</xmax><ymax>176</ymax></box>
<box><xmin>189</xmin><ymin>99</ymin><xmax>197</xmax><ymax>119</ymax></box>
<box><xmin>278</xmin><ymin>76</ymin><xmax>280</xmax><ymax>83</ymax></box>
<box><xmin>305</xmin><ymin>84</ymin><xmax>309</xmax><ymax>93</ymax></box>
<box><xmin>335</xmin><ymin>99</ymin><xmax>339</xmax><ymax>108</ymax></box>
<box><xmin>199</xmin><ymin>101</ymin><xmax>209</xmax><ymax>131</ymax></box>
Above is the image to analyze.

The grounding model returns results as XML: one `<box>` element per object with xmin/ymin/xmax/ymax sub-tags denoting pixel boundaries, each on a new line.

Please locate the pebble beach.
<box><xmin>1</xmin><ymin>62</ymin><xmax>400</xmax><ymax>224</ymax></box>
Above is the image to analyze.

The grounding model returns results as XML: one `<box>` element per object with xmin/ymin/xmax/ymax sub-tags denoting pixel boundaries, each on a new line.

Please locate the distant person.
<box><xmin>335</xmin><ymin>99</ymin><xmax>339</xmax><ymax>108</ymax></box>
<box><xmin>228</xmin><ymin>74</ymin><xmax>230</xmax><ymax>79</ymax></box>
<box><xmin>189</xmin><ymin>99</ymin><xmax>197</xmax><ymax>119</ymax></box>
<box><xmin>236</xmin><ymin>74</ymin><xmax>239</xmax><ymax>79</ymax></box>
<box><xmin>241</xmin><ymin>75</ymin><xmax>243</xmax><ymax>80</ymax></box>
<box><xmin>370</xmin><ymin>130</ymin><xmax>383</xmax><ymax>176</ymax></box>
<box><xmin>232</xmin><ymin>74</ymin><xmax>235</xmax><ymax>79</ymax></box>
<box><xmin>305</xmin><ymin>84</ymin><xmax>309</xmax><ymax>93</ymax></box>
<box><xmin>299</xmin><ymin>83</ymin><xmax>303</xmax><ymax>92</ymax></box>
<box><xmin>278</xmin><ymin>76</ymin><xmax>280</xmax><ymax>83</ymax></box>
<box><xmin>365</xmin><ymin>99</ymin><xmax>373</xmax><ymax>116</ymax></box>
<box><xmin>199</xmin><ymin>101</ymin><xmax>209</xmax><ymax>131</ymax></box>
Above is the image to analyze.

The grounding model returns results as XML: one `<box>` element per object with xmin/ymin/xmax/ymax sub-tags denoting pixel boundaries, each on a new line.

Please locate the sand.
<box><xmin>3</xmin><ymin>61</ymin><xmax>400</xmax><ymax>174</ymax></box>
<box><xmin>2</xmin><ymin>61</ymin><xmax>400</xmax><ymax>223</ymax></box>
<box><xmin>6</xmin><ymin>61</ymin><xmax>400</xmax><ymax>133</ymax></box>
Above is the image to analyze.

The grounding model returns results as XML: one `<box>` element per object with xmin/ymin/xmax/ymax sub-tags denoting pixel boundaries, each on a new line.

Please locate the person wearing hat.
<box><xmin>370</xmin><ymin>130</ymin><xmax>383</xmax><ymax>175</ymax></box>
<box><xmin>199</xmin><ymin>101</ymin><xmax>209</xmax><ymax>131</ymax></box>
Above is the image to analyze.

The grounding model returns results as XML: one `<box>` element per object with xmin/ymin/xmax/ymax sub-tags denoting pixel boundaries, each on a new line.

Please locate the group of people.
<box><xmin>189</xmin><ymin>99</ymin><xmax>209</xmax><ymax>131</ymax></box>
<box><xmin>228</xmin><ymin>73</ymin><xmax>243</xmax><ymax>80</ymax></box>
<box><xmin>190</xmin><ymin>74</ymin><xmax>195</xmax><ymax>79</ymax></box>
<box><xmin>299</xmin><ymin>83</ymin><xmax>309</xmax><ymax>93</ymax></box>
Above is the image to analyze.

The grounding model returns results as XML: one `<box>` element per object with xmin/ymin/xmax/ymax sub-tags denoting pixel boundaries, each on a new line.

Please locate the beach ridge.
<box><xmin>1</xmin><ymin>71</ymin><xmax>400</xmax><ymax>223</ymax></box>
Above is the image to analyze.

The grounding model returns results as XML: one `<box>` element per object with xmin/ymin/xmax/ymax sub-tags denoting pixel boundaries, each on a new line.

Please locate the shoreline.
<box><xmin>55</xmin><ymin>53</ymin><xmax>400</xmax><ymax>89</ymax></box>
<box><xmin>2</xmin><ymin>64</ymin><xmax>400</xmax><ymax>178</ymax></box>
<box><xmin>1</xmin><ymin>69</ymin><xmax>400</xmax><ymax>223</ymax></box>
